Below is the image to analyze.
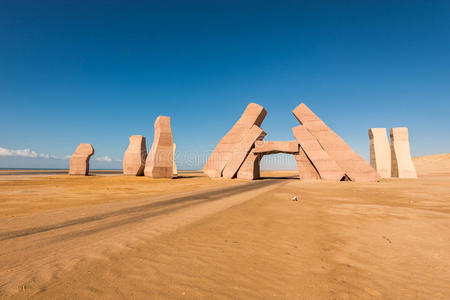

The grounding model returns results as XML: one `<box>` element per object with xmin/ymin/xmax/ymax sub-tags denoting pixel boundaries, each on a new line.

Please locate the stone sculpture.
<box><xmin>173</xmin><ymin>143</ymin><xmax>178</xmax><ymax>177</ymax></box>
<box><xmin>368</xmin><ymin>128</ymin><xmax>391</xmax><ymax>178</ymax></box>
<box><xmin>203</xmin><ymin>103</ymin><xmax>267</xmax><ymax>178</ymax></box>
<box><xmin>144</xmin><ymin>116</ymin><xmax>174</xmax><ymax>178</ymax></box>
<box><xmin>390</xmin><ymin>127</ymin><xmax>417</xmax><ymax>178</ymax></box>
<box><xmin>204</xmin><ymin>102</ymin><xmax>380</xmax><ymax>182</ymax></box>
<box><xmin>253</xmin><ymin>141</ymin><xmax>298</xmax><ymax>154</ymax></box>
<box><xmin>292</xmin><ymin>125</ymin><xmax>345</xmax><ymax>181</ymax></box>
<box><xmin>294</xmin><ymin>147</ymin><xmax>320</xmax><ymax>180</ymax></box>
<box><xmin>292</xmin><ymin>103</ymin><xmax>380</xmax><ymax>182</ymax></box>
<box><xmin>222</xmin><ymin>125</ymin><xmax>266</xmax><ymax>179</ymax></box>
<box><xmin>123</xmin><ymin>135</ymin><xmax>147</xmax><ymax>176</ymax></box>
<box><xmin>236</xmin><ymin>149</ymin><xmax>262</xmax><ymax>180</ymax></box>
<box><xmin>69</xmin><ymin>143</ymin><xmax>94</xmax><ymax>176</ymax></box>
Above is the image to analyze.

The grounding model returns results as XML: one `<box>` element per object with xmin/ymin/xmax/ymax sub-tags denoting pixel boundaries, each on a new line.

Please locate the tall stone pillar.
<box><xmin>145</xmin><ymin>116</ymin><xmax>174</xmax><ymax>178</ymax></box>
<box><xmin>368</xmin><ymin>128</ymin><xmax>391</xmax><ymax>178</ymax></box>
<box><xmin>123</xmin><ymin>135</ymin><xmax>147</xmax><ymax>176</ymax></box>
<box><xmin>390</xmin><ymin>127</ymin><xmax>417</xmax><ymax>178</ymax></box>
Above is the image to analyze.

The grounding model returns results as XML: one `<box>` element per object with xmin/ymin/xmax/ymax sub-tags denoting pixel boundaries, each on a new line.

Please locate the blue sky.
<box><xmin>0</xmin><ymin>0</ymin><xmax>449</xmax><ymax>170</ymax></box>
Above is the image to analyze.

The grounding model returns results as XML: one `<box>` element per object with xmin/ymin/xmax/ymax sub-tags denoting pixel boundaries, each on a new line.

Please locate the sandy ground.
<box><xmin>1</xmin><ymin>156</ymin><xmax>450</xmax><ymax>299</ymax></box>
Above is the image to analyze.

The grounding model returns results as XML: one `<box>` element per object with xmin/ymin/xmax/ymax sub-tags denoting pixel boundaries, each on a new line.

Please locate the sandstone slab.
<box><xmin>368</xmin><ymin>128</ymin><xmax>391</xmax><ymax>178</ymax></box>
<box><xmin>69</xmin><ymin>143</ymin><xmax>94</xmax><ymax>176</ymax></box>
<box><xmin>390</xmin><ymin>127</ymin><xmax>417</xmax><ymax>178</ymax></box>
<box><xmin>173</xmin><ymin>143</ymin><xmax>178</xmax><ymax>177</ymax></box>
<box><xmin>292</xmin><ymin>103</ymin><xmax>380</xmax><ymax>182</ymax></box>
<box><xmin>145</xmin><ymin>116</ymin><xmax>174</xmax><ymax>178</ymax></box>
<box><xmin>203</xmin><ymin>103</ymin><xmax>267</xmax><ymax>178</ymax></box>
<box><xmin>123</xmin><ymin>135</ymin><xmax>147</xmax><ymax>176</ymax></box>
<box><xmin>292</xmin><ymin>125</ymin><xmax>345</xmax><ymax>181</ymax></box>
<box><xmin>236</xmin><ymin>149</ymin><xmax>262</xmax><ymax>180</ymax></box>
<box><xmin>294</xmin><ymin>147</ymin><xmax>320</xmax><ymax>180</ymax></box>
<box><xmin>253</xmin><ymin>141</ymin><xmax>298</xmax><ymax>154</ymax></box>
<box><xmin>222</xmin><ymin>125</ymin><xmax>266</xmax><ymax>179</ymax></box>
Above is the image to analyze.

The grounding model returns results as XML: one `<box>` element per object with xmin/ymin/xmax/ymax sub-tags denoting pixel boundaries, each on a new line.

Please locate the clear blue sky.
<box><xmin>0</xmin><ymin>0</ymin><xmax>449</xmax><ymax>170</ymax></box>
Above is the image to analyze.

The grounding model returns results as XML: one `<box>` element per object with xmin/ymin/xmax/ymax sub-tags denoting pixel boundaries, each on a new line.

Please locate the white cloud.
<box><xmin>0</xmin><ymin>147</ymin><xmax>38</xmax><ymax>158</ymax></box>
<box><xmin>94</xmin><ymin>156</ymin><xmax>113</xmax><ymax>162</ymax></box>
<box><xmin>0</xmin><ymin>147</ymin><xmax>71</xmax><ymax>160</ymax></box>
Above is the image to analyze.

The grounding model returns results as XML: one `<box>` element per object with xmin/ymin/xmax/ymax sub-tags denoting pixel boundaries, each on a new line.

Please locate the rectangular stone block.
<box><xmin>368</xmin><ymin>128</ymin><xmax>391</xmax><ymax>178</ymax></box>
<box><xmin>222</xmin><ymin>125</ymin><xmax>266</xmax><ymax>179</ymax></box>
<box><xmin>390</xmin><ymin>127</ymin><xmax>417</xmax><ymax>178</ymax></box>
<box><xmin>292</xmin><ymin>125</ymin><xmax>345</xmax><ymax>181</ymax></box>
<box><xmin>292</xmin><ymin>103</ymin><xmax>380</xmax><ymax>182</ymax></box>
<box><xmin>253</xmin><ymin>141</ymin><xmax>298</xmax><ymax>154</ymax></box>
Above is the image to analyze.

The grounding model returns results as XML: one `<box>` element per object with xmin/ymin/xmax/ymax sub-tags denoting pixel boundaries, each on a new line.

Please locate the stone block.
<box><xmin>69</xmin><ymin>143</ymin><xmax>94</xmax><ymax>176</ymax></box>
<box><xmin>123</xmin><ymin>135</ymin><xmax>147</xmax><ymax>176</ymax></box>
<box><xmin>368</xmin><ymin>128</ymin><xmax>391</xmax><ymax>178</ymax></box>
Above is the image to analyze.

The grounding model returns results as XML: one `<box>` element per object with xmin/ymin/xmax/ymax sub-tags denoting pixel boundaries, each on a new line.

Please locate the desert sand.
<box><xmin>0</xmin><ymin>155</ymin><xmax>449</xmax><ymax>299</ymax></box>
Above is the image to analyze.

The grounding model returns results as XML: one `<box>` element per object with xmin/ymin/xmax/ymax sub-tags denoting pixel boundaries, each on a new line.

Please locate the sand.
<box><xmin>1</xmin><ymin>155</ymin><xmax>449</xmax><ymax>299</ymax></box>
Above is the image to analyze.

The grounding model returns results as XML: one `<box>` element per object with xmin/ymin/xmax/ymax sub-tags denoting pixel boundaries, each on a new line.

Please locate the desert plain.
<box><xmin>0</xmin><ymin>154</ymin><xmax>449</xmax><ymax>299</ymax></box>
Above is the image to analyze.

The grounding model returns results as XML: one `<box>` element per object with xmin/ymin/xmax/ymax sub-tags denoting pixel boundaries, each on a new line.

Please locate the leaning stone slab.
<box><xmin>222</xmin><ymin>125</ymin><xmax>266</xmax><ymax>179</ymax></box>
<box><xmin>292</xmin><ymin>125</ymin><xmax>345</xmax><ymax>181</ymax></box>
<box><xmin>203</xmin><ymin>103</ymin><xmax>267</xmax><ymax>178</ymax></box>
<box><xmin>390</xmin><ymin>127</ymin><xmax>417</xmax><ymax>178</ymax></box>
<box><xmin>123</xmin><ymin>135</ymin><xmax>147</xmax><ymax>176</ymax></box>
<box><xmin>292</xmin><ymin>103</ymin><xmax>380</xmax><ymax>182</ymax></box>
<box><xmin>294</xmin><ymin>147</ymin><xmax>320</xmax><ymax>180</ymax></box>
<box><xmin>145</xmin><ymin>116</ymin><xmax>174</xmax><ymax>178</ymax></box>
<box><xmin>253</xmin><ymin>141</ymin><xmax>298</xmax><ymax>154</ymax></box>
<box><xmin>69</xmin><ymin>143</ymin><xmax>94</xmax><ymax>176</ymax></box>
<box><xmin>368</xmin><ymin>128</ymin><xmax>391</xmax><ymax>178</ymax></box>
<box><xmin>236</xmin><ymin>149</ymin><xmax>262</xmax><ymax>180</ymax></box>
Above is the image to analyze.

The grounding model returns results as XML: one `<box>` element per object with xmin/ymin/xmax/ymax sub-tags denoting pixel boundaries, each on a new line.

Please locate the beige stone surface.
<box><xmin>203</xmin><ymin>103</ymin><xmax>267</xmax><ymax>178</ymax></box>
<box><xmin>236</xmin><ymin>149</ymin><xmax>262</xmax><ymax>180</ymax></box>
<box><xmin>123</xmin><ymin>135</ymin><xmax>147</xmax><ymax>176</ymax></box>
<box><xmin>173</xmin><ymin>144</ymin><xmax>178</xmax><ymax>177</ymax></box>
<box><xmin>253</xmin><ymin>141</ymin><xmax>298</xmax><ymax>154</ymax></box>
<box><xmin>144</xmin><ymin>116</ymin><xmax>174</xmax><ymax>178</ymax></box>
<box><xmin>368</xmin><ymin>128</ymin><xmax>391</xmax><ymax>178</ymax></box>
<box><xmin>222</xmin><ymin>125</ymin><xmax>266</xmax><ymax>179</ymax></box>
<box><xmin>292</xmin><ymin>103</ymin><xmax>380</xmax><ymax>182</ymax></box>
<box><xmin>292</xmin><ymin>125</ymin><xmax>345</xmax><ymax>181</ymax></box>
<box><xmin>294</xmin><ymin>147</ymin><xmax>320</xmax><ymax>180</ymax></box>
<box><xmin>69</xmin><ymin>143</ymin><xmax>94</xmax><ymax>176</ymax></box>
<box><xmin>390</xmin><ymin>127</ymin><xmax>417</xmax><ymax>178</ymax></box>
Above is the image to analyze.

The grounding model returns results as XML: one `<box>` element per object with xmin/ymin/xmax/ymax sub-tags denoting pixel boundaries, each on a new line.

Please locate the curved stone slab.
<box><xmin>292</xmin><ymin>125</ymin><xmax>345</xmax><ymax>181</ymax></box>
<box><xmin>368</xmin><ymin>128</ymin><xmax>391</xmax><ymax>178</ymax></box>
<box><xmin>69</xmin><ymin>143</ymin><xmax>94</xmax><ymax>176</ymax></box>
<box><xmin>145</xmin><ymin>116</ymin><xmax>174</xmax><ymax>178</ymax></box>
<box><xmin>203</xmin><ymin>103</ymin><xmax>267</xmax><ymax>178</ymax></box>
<box><xmin>294</xmin><ymin>147</ymin><xmax>320</xmax><ymax>180</ymax></box>
<box><xmin>222</xmin><ymin>125</ymin><xmax>266</xmax><ymax>179</ymax></box>
<box><xmin>390</xmin><ymin>127</ymin><xmax>417</xmax><ymax>178</ymax></box>
<box><xmin>292</xmin><ymin>103</ymin><xmax>380</xmax><ymax>182</ymax></box>
<box><xmin>123</xmin><ymin>135</ymin><xmax>147</xmax><ymax>176</ymax></box>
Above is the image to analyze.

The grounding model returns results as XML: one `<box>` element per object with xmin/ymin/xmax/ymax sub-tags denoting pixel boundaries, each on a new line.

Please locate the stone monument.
<box><xmin>123</xmin><ymin>135</ymin><xmax>147</xmax><ymax>176</ymax></box>
<box><xmin>368</xmin><ymin>128</ymin><xmax>391</xmax><ymax>178</ymax></box>
<box><xmin>144</xmin><ymin>116</ymin><xmax>174</xmax><ymax>178</ymax></box>
<box><xmin>69</xmin><ymin>143</ymin><xmax>94</xmax><ymax>176</ymax></box>
<box><xmin>390</xmin><ymin>127</ymin><xmax>417</xmax><ymax>178</ymax></box>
